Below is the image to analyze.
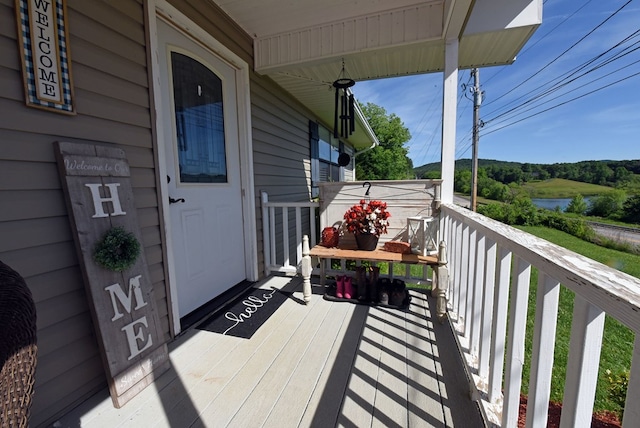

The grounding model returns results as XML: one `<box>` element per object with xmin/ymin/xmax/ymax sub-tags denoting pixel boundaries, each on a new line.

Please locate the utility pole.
<box><xmin>470</xmin><ymin>68</ymin><xmax>482</xmax><ymax>212</ymax></box>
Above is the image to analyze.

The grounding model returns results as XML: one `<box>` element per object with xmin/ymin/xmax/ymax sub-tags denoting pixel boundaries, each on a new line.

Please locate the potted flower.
<box><xmin>343</xmin><ymin>199</ymin><xmax>391</xmax><ymax>250</ymax></box>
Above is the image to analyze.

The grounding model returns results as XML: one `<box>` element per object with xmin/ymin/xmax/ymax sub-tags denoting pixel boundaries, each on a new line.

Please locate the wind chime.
<box><xmin>332</xmin><ymin>59</ymin><xmax>355</xmax><ymax>139</ymax></box>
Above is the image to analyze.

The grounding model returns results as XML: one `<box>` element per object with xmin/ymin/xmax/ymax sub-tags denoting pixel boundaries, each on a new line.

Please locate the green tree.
<box><xmin>484</xmin><ymin>181</ymin><xmax>509</xmax><ymax>201</ymax></box>
<box><xmin>565</xmin><ymin>194</ymin><xmax>588</xmax><ymax>215</ymax></box>
<box><xmin>422</xmin><ymin>170</ymin><xmax>441</xmax><ymax>179</ymax></box>
<box><xmin>454</xmin><ymin>169</ymin><xmax>472</xmax><ymax>194</ymax></box>
<box><xmin>614</xmin><ymin>167</ymin><xmax>632</xmax><ymax>187</ymax></box>
<box><xmin>622</xmin><ymin>195</ymin><xmax>640</xmax><ymax>224</ymax></box>
<box><xmin>356</xmin><ymin>102</ymin><xmax>413</xmax><ymax>180</ymax></box>
<box><xmin>587</xmin><ymin>190</ymin><xmax>626</xmax><ymax>218</ymax></box>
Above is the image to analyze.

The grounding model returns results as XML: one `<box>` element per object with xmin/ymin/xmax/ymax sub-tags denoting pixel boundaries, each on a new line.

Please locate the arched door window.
<box><xmin>171</xmin><ymin>52</ymin><xmax>227</xmax><ymax>183</ymax></box>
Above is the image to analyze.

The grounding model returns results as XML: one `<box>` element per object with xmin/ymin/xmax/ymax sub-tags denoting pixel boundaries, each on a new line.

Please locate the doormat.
<box><xmin>197</xmin><ymin>287</ymin><xmax>292</xmax><ymax>339</ymax></box>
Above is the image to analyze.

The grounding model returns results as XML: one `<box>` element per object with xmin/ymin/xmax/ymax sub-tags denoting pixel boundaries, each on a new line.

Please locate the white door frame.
<box><xmin>147</xmin><ymin>0</ymin><xmax>258</xmax><ymax>336</ymax></box>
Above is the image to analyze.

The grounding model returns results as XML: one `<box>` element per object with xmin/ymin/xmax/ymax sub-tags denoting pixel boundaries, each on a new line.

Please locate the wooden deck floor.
<box><xmin>53</xmin><ymin>276</ymin><xmax>484</xmax><ymax>427</ymax></box>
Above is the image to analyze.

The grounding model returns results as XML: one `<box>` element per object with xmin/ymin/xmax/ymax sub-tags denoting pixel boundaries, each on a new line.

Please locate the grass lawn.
<box><xmin>518</xmin><ymin>225</ymin><xmax>636</xmax><ymax>415</ymax></box>
<box><xmin>521</xmin><ymin>178</ymin><xmax>612</xmax><ymax>198</ymax></box>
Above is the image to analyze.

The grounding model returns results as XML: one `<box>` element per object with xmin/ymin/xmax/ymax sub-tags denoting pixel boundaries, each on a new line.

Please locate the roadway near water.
<box><xmin>452</xmin><ymin>195</ymin><xmax>640</xmax><ymax>247</ymax></box>
<box><xmin>588</xmin><ymin>222</ymin><xmax>640</xmax><ymax>247</ymax></box>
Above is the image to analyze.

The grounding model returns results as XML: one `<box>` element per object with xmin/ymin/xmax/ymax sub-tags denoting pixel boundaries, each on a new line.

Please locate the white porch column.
<box><xmin>440</xmin><ymin>38</ymin><xmax>459</xmax><ymax>204</ymax></box>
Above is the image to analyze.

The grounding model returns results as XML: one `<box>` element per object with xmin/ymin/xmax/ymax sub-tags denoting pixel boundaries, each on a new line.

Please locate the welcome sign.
<box><xmin>15</xmin><ymin>0</ymin><xmax>75</xmax><ymax>114</ymax></box>
<box><xmin>55</xmin><ymin>142</ymin><xmax>169</xmax><ymax>407</ymax></box>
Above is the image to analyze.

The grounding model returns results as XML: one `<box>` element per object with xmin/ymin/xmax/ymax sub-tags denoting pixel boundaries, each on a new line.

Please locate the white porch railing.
<box><xmin>261</xmin><ymin>189</ymin><xmax>640</xmax><ymax>427</ymax></box>
<box><xmin>441</xmin><ymin>202</ymin><xmax>640</xmax><ymax>428</ymax></box>
<box><xmin>261</xmin><ymin>191</ymin><xmax>319</xmax><ymax>276</ymax></box>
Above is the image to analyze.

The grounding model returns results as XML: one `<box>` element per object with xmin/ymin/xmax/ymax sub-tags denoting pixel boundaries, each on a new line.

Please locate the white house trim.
<box><xmin>440</xmin><ymin>37</ymin><xmax>458</xmax><ymax>204</ymax></box>
<box><xmin>254</xmin><ymin>2</ymin><xmax>443</xmax><ymax>74</ymax></box>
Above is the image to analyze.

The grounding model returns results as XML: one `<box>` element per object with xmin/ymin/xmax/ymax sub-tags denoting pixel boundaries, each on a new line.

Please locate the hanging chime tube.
<box><xmin>332</xmin><ymin>77</ymin><xmax>356</xmax><ymax>138</ymax></box>
<box><xmin>349</xmin><ymin>93</ymin><xmax>355</xmax><ymax>134</ymax></box>
<box><xmin>333</xmin><ymin>86</ymin><xmax>339</xmax><ymax>138</ymax></box>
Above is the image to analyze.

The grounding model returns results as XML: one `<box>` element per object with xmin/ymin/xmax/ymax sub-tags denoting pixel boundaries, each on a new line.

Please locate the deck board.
<box><xmin>405</xmin><ymin>292</ymin><xmax>447</xmax><ymax>427</ymax></box>
<box><xmin>261</xmin><ymin>301</ymin><xmax>352</xmax><ymax>427</ymax></box>
<box><xmin>53</xmin><ymin>275</ymin><xmax>484</xmax><ymax>428</ymax></box>
<box><xmin>223</xmin><ymin>292</ymin><xmax>333</xmax><ymax>426</ymax></box>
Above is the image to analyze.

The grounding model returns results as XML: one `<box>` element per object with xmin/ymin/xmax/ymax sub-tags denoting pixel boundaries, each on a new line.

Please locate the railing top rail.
<box><xmin>442</xmin><ymin>203</ymin><xmax>640</xmax><ymax>332</ymax></box>
<box><xmin>262</xmin><ymin>201</ymin><xmax>319</xmax><ymax>208</ymax></box>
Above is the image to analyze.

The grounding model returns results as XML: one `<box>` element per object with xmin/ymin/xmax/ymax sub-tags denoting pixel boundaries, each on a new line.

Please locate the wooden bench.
<box><xmin>300</xmin><ymin>236</ymin><xmax>450</xmax><ymax>321</ymax></box>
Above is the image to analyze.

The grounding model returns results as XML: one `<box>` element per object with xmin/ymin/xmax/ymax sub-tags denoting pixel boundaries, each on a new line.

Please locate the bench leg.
<box><xmin>301</xmin><ymin>235</ymin><xmax>312</xmax><ymax>304</ymax></box>
<box><xmin>432</xmin><ymin>240</ymin><xmax>449</xmax><ymax>322</ymax></box>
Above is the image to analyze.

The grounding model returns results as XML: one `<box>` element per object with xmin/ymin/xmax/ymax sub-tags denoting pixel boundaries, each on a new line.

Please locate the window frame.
<box><xmin>310</xmin><ymin>121</ymin><xmax>351</xmax><ymax>197</ymax></box>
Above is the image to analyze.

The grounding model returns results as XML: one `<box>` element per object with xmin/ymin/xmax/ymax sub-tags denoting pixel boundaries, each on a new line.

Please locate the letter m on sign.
<box><xmin>104</xmin><ymin>275</ymin><xmax>148</xmax><ymax>321</ymax></box>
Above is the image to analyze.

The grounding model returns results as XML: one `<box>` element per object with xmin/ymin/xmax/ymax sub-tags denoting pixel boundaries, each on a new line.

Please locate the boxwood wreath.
<box><xmin>93</xmin><ymin>226</ymin><xmax>141</xmax><ymax>272</ymax></box>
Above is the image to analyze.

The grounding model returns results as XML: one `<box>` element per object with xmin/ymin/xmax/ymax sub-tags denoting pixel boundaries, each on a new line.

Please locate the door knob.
<box><xmin>169</xmin><ymin>197</ymin><xmax>185</xmax><ymax>204</ymax></box>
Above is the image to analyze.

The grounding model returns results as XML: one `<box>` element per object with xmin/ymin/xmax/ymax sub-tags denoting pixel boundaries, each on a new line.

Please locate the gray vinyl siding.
<box><xmin>251</xmin><ymin>76</ymin><xmax>317</xmax><ymax>274</ymax></box>
<box><xmin>1</xmin><ymin>0</ymin><xmax>354</xmax><ymax>425</ymax></box>
<box><xmin>0</xmin><ymin>0</ymin><xmax>169</xmax><ymax>425</ymax></box>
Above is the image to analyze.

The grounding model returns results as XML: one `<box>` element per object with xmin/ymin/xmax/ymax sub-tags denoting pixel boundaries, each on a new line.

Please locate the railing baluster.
<box><xmin>450</xmin><ymin>219</ymin><xmax>459</xmax><ymax>314</ymax></box>
<box><xmin>502</xmin><ymin>256</ymin><xmax>531</xmax><ymax>427</ymax></box>
<box><xmin>282</xmin><ymin>206</ymin><xmax>290</xmax><ymax>268</ymax></box>
<box><xmin>478</xmin><ymin>238</ymin><xmax>496</xmax><ymax>379</ymax></box>
<box><xmin>622</xmin><ymin>334</ymin><xmax>640</xmax><ymax>427</ymax></box>
<box><xmin>470</xmin><ymin>232</ymin><xmax>485</xmax><ymax>360</ymax></box>
<box><xmin>310</xmin><ymin>206</ymin><xmax>317</xmax><ymax>247</ymax></box>
<box><xmin>269</xmin><ymin>205</ymin><xmax>276</xmax><ymax>270</ymax></box>
<box><xmin>560</xmin><ymin>295</ymin><xmax>605</xmax><ymax>428</ymax></box>
<box><xmin>489</xmin><ymin>245</ymin><xmax>512</xmax><ymax>402</ymax></box>
<box><xmin>261</xmin><ymin>192</ymin><xmax>271</xmax><ymax>276</ymax></box>
<box><xmin>445</xmin><ymin>217</ymin><xmax>453</xmax><ymax>304</ymax></box>
<box><xmin>464</xmin><ymin>228</ymin><xmax>477</xmax><ymax>340</ymax></box>
<box><xmin>527</xmin><ymin>273</ymin><xmax>560</xmax><ymax>428</ymax></box>
<box><xmin>295</xmin><ymin>207</ymin><xmax>302</xmax><ymax>266</ymax></box>
<box><xmin>453</xmin><ymin>219</ymin><xmax>463</xmax><ymax>316</ymax></box>
<box><xmin>459</xmin><ymin>223</ymin><xmax>470</xmax><ymax>329</ymax></box>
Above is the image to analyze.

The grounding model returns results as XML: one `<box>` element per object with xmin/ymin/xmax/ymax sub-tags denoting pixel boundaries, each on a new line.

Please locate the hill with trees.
<box><xmin>416</xmin><ymin>158</ymin><xmax>640</xmax><ymax>192</ymax></box>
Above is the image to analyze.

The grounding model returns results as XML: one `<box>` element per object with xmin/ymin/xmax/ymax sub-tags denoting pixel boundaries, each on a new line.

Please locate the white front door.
<box><xmin>158</xmin><ymin>20</ymin><xmax>246</xmax><ymax>317</ymax></box>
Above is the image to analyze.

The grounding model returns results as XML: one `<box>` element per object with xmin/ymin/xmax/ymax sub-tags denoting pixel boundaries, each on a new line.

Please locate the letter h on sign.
<box><xmin>85</xmin><ymin>183</ymin><xmax>127</xmax><ymax>218</ymax></box>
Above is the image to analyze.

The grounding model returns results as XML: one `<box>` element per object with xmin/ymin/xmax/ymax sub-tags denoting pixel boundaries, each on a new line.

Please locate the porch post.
<box><xmin>440</xmin><ymin>38</ymin><xmax>458</xmax><ymax>204</ymax></box>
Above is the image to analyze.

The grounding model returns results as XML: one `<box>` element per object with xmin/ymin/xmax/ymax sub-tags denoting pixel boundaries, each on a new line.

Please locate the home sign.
<box><xmin>54</xmin><ymin>141</ymin><xmax>169</xmax><ymax>408</ymax></box>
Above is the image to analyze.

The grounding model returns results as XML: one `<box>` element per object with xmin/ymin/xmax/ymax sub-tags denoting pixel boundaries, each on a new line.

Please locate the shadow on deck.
<box><xmin>52</xmin><ymin>275</ymin><xmax>484</xmax><ymax>427</ymax></box>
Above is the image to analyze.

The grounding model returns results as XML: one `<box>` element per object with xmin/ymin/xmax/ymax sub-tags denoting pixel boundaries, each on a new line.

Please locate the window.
<box><xmin>310</xmin><ymin>121</ymin><xmax>352</xmax><ymax>197</ymax></box>
<box><xmin>171</xmin><ymin>52</ymin><xmax>227</xmax><ymax>183</ymax></box>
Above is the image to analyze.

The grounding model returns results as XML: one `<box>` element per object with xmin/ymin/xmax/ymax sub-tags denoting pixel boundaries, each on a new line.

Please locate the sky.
<box><xmin>352</xmin><ymin>0</ymin><xmax>640</xmax><ymax>167</ymax></box>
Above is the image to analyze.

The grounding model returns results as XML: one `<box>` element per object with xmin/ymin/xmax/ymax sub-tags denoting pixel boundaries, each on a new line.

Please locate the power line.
<box><xmin>481</xmin><ymin>70</ymin><xmax>640</xmax><ymax>137</ymax></box>
<box><xmin>483</xmin><ymin>0</ymin><xmax>634</xmax><ymax>108</ymax></box>
<box><xmin>485</xmin><ymin>38</ymin><xmax>640</xmax><ymax>126</ymax></box>
<box><xmin>483</xmin><ymin>0</ymin><xmax>595</xmax><ymax>87</ymax></box>
<box><xmin>484</xmin><ymin>29</ymin><xmax>640</xmax><ymax>121</ymax></box>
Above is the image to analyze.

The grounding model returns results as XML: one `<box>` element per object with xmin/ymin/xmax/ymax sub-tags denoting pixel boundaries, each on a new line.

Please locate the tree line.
<box><xmin>418</xmin><ymin>159</ymin><xmax>640</xmax><ymax>188</ymax></box>
<box><xmin>418</xmin><ymin>158</ymin><xmax>640</xmax><ymax>224</ymax></box>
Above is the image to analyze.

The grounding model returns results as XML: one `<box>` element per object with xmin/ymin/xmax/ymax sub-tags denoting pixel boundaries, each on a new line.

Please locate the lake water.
<box><xmin>532</xmin><ymin>198</ymin><xmax>591</xmax><ymax>211</ymax></box>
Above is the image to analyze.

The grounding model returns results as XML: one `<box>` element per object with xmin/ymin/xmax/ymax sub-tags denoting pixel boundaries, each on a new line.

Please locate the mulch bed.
<box><xmin>518</xmin><ymin>394</ymin><xmax>621</xmax><ymax>428</ymax></box>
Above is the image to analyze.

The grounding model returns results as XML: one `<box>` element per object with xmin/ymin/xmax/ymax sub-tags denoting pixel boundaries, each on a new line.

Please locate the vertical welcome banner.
<box><xmin>15</xmin><ymin>0</ymin><xmax>75</xmax><ymax>114</ymax></box>
<box><xmin>55</xmin><ymin>142</ymin><xmax>170</xmax><ymax>408</ymax></box>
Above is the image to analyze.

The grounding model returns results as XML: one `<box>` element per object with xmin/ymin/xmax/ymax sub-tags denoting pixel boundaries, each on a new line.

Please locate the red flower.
<box><xmin>343</xmin><ymin>199</ymin><xmax>391</xmax><ymax>237</ymax></box>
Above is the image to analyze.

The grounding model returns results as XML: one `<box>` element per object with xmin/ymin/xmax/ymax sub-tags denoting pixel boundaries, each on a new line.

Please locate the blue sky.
<box><xmin>353</xmin><ymin>0</ymin><xmax>640</xmax><ymax>167</ymax></box>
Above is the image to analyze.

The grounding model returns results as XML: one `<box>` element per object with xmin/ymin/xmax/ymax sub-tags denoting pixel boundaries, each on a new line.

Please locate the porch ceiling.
<box><xmin>215</xmin><ymin>0</ymin><xmax>542</xmax><ymax>149</ymax></box>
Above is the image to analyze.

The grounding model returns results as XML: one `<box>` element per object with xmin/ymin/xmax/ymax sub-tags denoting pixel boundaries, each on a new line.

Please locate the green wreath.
<box><xmin>93</xmin><ymin>227</ymin><xmax>141</xmax><ymax>272</ymax></box>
